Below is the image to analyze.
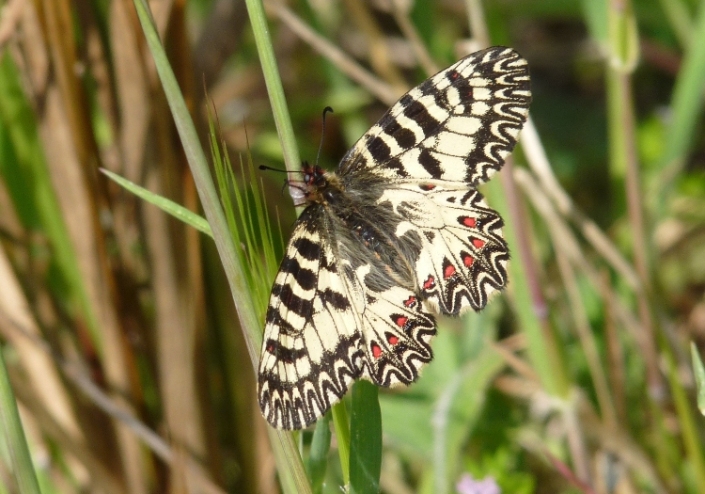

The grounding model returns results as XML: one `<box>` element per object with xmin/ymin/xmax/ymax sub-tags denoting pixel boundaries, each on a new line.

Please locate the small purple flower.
<box><xmin>456</xmin><ymin>473</ymin><xmax>500</xmax><ymax>494</ymax></box>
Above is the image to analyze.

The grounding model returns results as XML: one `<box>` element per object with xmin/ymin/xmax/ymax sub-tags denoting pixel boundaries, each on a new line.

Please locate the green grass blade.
<box><xmin>101</xmin><ymin>169</ymin><xmax>212</xmax><ymax>238</ymax></box>
<box><xmin>692</xmin><ymin>343</ymin><xmax>705</xmax><ymax>416</ymax></box>
<box><xmin>657</xmin><ymin>0</ymin><xmax>695</xmax><ymax>47</ymax></box>
<box><xmin>349</xmin><ymin>381</ymin><xmax>382</xmax><ymax>494</ymax></box>
<box><xmin>661</xmin><ymin>2</ymin><xmax>705</xmax><ymax>175</ymax></box>
<box><xmin>485</xmin><ymin>175</ymin><xmax>568</xmax><ymax>398</ymax></box>
<box><xmin>331</xmin><ymin>402</ymin><xmax>351</xmax><ymax>485</ymax></box>
<box><xmin>131</xmin><ymin>0</ymin><xmax>260</xmax><ymax>342</ymax></box>
<box><xmin>432</xmin><ymin>342</ymin><xmax>505</xmax><ymax>493</ymax></box>
<box><xmin>0</xmin><ymin>350</ymin><xmax>41</xmax><ymax>494</ymax></box>
<box><xmin>306</xmin><ymin>415</ymin><xmax>332</xmax><ymax>494</ymax></box>
<box><xmin>580</xmin><ymin>0</ymin><xmax>608</xmax><ymax>48</ymax></box>
<box><xmin>666</xmin><ymin>345</ymin><xmax>705</xmax><ymax>488</ymax></box>
<box><xmin>243</xmin><ymin>0</ymin><xmax>356</xmax><ymax>490</ymax></box>
<box><xmin>243</xmin><ymin>0</ymin><xmax>301</xmax><ymax>174</ymax></box>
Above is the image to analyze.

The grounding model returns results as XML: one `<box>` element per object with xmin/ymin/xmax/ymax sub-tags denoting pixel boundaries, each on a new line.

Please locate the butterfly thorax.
<box><xmin>296</xmin><ymin>163</ymin><xmax>421</xmax><ymax>294</ymax></box>
<box><xmin>298</xmin><ymin>163</ymin><xmax>345</xmax><ymax>207</ymax></box>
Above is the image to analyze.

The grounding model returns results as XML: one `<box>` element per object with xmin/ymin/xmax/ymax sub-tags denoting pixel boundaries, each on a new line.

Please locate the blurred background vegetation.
<box><xmin>1</xmin><ymin>0</ymin><xmax>705</xmax><ymax>493</ymax></box>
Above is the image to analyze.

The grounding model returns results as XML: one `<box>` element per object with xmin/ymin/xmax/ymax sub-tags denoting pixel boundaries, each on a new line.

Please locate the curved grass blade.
<box><xmin>101</xmin><ymin>169</ymin><xmax>212</xmax><ymax>238</ymax></box>
<box><xmin>0</xmin><ymin>350</ymin><xmax>41</xmax><ymax>494</ymax></box>
<box><xmin>331</xmin><ymin>401</ymin><xmax>351</xmax><ymax>485</ymax></box>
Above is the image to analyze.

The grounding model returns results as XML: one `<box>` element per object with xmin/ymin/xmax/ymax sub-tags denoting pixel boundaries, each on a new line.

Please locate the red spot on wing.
<box><xmin>403</xmin><ymin>296</ymin><xmax>417</xmax><ymax>308</ymax></box>
<box><xmin>387</xmin><ymin>335</ymin><xmax>399</xmax><ymax>345</ymax></box>
<box><xmin>461</xmin><ymin>216</ymin><xmax>476</xmax><ymax>228</ymax></box>
<box><xmin>463</xmin><ymin>254</ymin><xmax>474</xmax><ymax>267</ymax></box>
<box><xmin>423</xmin><ymin>275</ymin><xmax>436</xmax><ymax>290</ymax></box>
<box><xmin>372</xmin><ymin>344</ymin><xmax>383</xmax><ymax>359</ymax></box>
<box><xmin>420</xmin><ymin>184</ymin><xmax>436</xmax><ymax>191</ymax></box>
<box><xmin>444</xmin><ymin>264</ymin><xmax>456</xmax><ymax>279</ymax></box>
<box><xmin>394</xmin><ymin>315</ymin><xmax>409</xmax><ymax>328</ymax></box>
<box><xmin>472</xmin><ymin>238</ymin><xmax>485</xmax><ymax>249</ymax></box>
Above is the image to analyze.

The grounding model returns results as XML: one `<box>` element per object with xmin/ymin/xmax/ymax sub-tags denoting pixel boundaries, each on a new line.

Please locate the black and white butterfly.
<box><xmin>258</xmin><ymin>46</ymin><xmax>531</xmax><ymax>430</ymax></box>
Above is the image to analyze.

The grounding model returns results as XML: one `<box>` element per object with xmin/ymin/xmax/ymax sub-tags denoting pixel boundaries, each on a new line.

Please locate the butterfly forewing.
<box><xmin>339</xmin><ymin>47</ymin><xmax>530</xmax><ymax>184</ymax></box>
<box><xmin>259</xmin><ymin>209</ymin><xmax>362</xmax><ymax>430</ymax></box>
<box><xmin>259</xmin><ymin>46</ymin><xmax>531</xmax><ymax>429</ymax></box>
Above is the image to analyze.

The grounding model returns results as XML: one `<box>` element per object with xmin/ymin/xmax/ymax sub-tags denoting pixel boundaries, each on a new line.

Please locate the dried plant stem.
<box><xmin>390</xmin><ymin>0</ymin><xmax>439</xmax><ymax>75</ymax></box>
<box><xmin>520</xmin><ymin>120</ymin><xmax>640</xmax><ymax>289</ymax></box>
<box><xmin>266</xmin><ymin>1</ymin><xmax>399</xmax><ymax>105</ymax></box>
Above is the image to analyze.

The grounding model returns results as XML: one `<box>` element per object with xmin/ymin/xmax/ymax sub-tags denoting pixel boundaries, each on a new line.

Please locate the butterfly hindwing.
<box><xmin>376</xmin><ymin>182</ymin><xmax>508</xmax><ymax>315</ymax></box>
<box><xmin>347</xmin><ymin>271</ymin><xmax>437</xmax><ymax>387</ymax></box>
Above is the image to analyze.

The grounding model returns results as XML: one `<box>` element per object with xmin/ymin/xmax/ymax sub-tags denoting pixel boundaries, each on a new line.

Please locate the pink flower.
<box><xmin>456</xmin><ymin>473</ymin><xmax>500</xmax><ymax>494</ymax></box>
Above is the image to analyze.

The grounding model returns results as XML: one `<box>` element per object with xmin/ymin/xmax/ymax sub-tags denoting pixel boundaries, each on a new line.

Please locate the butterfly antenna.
<box><xmin>315</xmin><ymin>106</ymin><xmax>334</xmax><ymax>167</ymax></box>
<box><xmin>259</xmin><ymin>165</ymin><xmax>298</xmax><ymax>174</ymax></box>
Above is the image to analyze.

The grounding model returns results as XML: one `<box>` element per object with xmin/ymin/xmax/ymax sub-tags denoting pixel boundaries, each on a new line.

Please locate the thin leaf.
<box><xmin>665</xmin><ymin>343</ymin><xmax>705</xmax><ymax>488</ymax></box>
<box><xmin>432</xmin><ymin>343</ymin><xmax>505</xmax><ymax>493</ymax></box>
<box><xmin>243</xmin><ymin>0</ymin><xmax>301</xmax><ymax>175</ymax></box>
<box><xmin>101</xmin><ymin>169</ymin><xmax>212</xmax><ymax>238</ymax></box>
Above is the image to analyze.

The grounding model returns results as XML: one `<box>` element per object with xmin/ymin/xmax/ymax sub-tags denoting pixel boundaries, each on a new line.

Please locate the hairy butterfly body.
<box><xmin>259</xmin><ymin>46</ymin><xmax>531</xmax><ymax>430</ymax></box>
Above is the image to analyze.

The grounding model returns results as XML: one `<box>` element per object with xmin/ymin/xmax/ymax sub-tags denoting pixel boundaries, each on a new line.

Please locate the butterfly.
<box><xmin>258</xmin><ymin>46</ymin><xmax>531</xmax><ymax>429</ymax></box>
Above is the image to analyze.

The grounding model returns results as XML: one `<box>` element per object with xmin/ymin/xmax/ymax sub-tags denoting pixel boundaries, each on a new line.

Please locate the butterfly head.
<box><xmin>289</xmin><ymin>162</ymin><xmax>343</xmax><ymax>207</ymax></box>
<box><xmin>302</xmin><ymin>162</ymin><xmax>327</xmax><ymax>188</ymax></box>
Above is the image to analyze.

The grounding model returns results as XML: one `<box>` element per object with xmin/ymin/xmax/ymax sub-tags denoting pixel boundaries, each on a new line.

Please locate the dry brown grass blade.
<box><xmin>0</xmin><ymin>0</ymin><xmax>24</xmax><ymax>49</ymax></box>
<box><xmin>143</xmin><ymin>164</ymin><xmax>208</xmax><ymax>477</ymax></box>
<box><xmin>513</xmin><ymin>168</ymin><xmax>618</xmax><ymax>429</ymax></box>
<box><xmin>513</xmin><ymin>167</ymin><xmax>642</xmax><ymax>340</ymax></box>
<box><xmin>22</xmin><ymin>0</ymin><xmax>150</xmax><ymax>489</ymax></box>
<box><xmin>266</xmin><ymin>0</ymin><xmax>399</xmax><ymax>105</ymax></box>
<box><xmin>464</xmin><ymin>0</ymin><xmax>490</xmax><ymax>47</ymax></box>
<box><xmin>10</xmin><ymin>0</ymin><xmax>252</xmax><ymax>489</ymax></box>
<box><xmin>600</xmin><ymin>269</ymin><xmax>629</xmax><ymax>425</ymax></box>
<box><xmin>342</xmin><ymin>0</ymin><xmax>406</xmax><ymax>88</ymax></box>
<box><xmin>111</xmin><ymin>0</ymin><xmax>210</xmax><ymax>489</ymax></box>
<box><xmin>108</xmin><ymin>0</ymin><xmax>152</xmax><ymax>183</ymax></box>
<box><xmin>520</xmin><ymin>119</ymin><xmax>641</xmax><ymax>290</ymax></box>
<box><xmin>1</xmin><ymin>306</ymin><xmax>227</xmax><ymax>494</ymax></box>
<box><xmin>0</xmin><ymin>247</ymin><xmax>87</xmax><ymax>483</ymax></box>
<box><xmin>389</xmin><ymin>0</ymin><xmax>439</xmax><ymax>75</ymax></box>
<box><xmin>577</xmin><ymin>393</ymin><xmax>666</xmax><ymax>492</ymax></box>
<box><xmin>10</xmin><ymin>373</ymin><xmax>124</xmax><ymax>494</ymax></box>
